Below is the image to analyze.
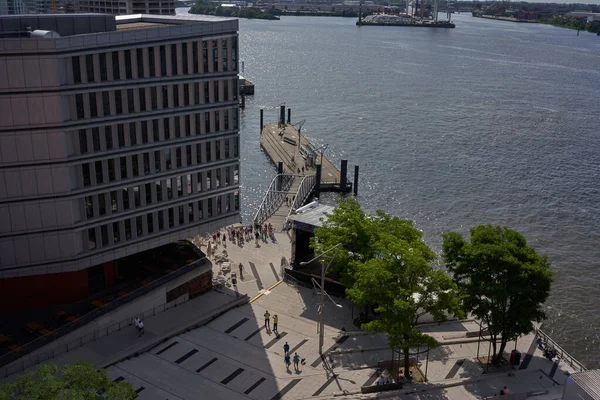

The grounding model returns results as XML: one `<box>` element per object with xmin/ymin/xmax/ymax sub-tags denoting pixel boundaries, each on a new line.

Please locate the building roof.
<box><xmin>115</xmin><ymin>14</ymin><xmax>238</xmax><ymax>25</ymax></box>
<box><xmin>289</xmin><ymin>204</ymin><xmax>334</xmax><ymax>229</ymax></box>
<box><xmin>570</xmin><ymin>370</ymin><xmax>600</xmax><ymax>400</ymax></box>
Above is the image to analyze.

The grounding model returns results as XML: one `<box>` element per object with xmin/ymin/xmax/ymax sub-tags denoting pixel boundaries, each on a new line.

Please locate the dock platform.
<box><xmin>260</xmin><ymin>122</ymin><xmax>351</xmax><ymax>192</ymax></box>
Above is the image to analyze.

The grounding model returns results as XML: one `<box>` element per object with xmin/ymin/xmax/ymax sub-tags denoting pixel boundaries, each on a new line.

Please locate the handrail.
<box><xmin>253</xmin><ymin>173</ymin><xmax>295</xmax><ymax>225</ymax></box>
<box><xmin>285</xmin><ymin>174</ymin><xmax>316</xmax><ymax>227</ymax></box>
<box><xmin>535</xmin><ymin>327</ymin><xmax>588</xmax><ymax>373</ymax></box>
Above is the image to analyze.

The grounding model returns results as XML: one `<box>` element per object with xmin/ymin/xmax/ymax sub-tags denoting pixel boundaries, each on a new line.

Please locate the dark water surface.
<box><xmin>183</xmin><ymin>10</ymin><xmax>600</xmax><ymax>367</ymax></box>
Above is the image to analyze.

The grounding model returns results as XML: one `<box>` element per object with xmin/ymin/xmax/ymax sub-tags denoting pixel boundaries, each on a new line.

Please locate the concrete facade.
<box><xmin>0</xmin><ymin>14</ymin><xmax>241</xmax><ymax>279</ymax></box>
<box><xmin>77</xmin><ymin>0</ymin><xmax>175</xmax><ymax>16</ymax></box>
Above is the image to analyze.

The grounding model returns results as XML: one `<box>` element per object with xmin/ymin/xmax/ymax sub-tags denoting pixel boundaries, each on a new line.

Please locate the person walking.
<box><xmin>283</xmin><ymin>342</ymin><xmax>290</xmax><ymax>356</ymax></box>
<box><xmin>264</xmin><ymin>310</ymin><xmax>271</xmax><ymax>329</ymax></box>
<box><xmin>273</xmin><ymin>314</ymin><xmax>279</xmax><ymax>333</ymax></box>
<box><xmin>134</xmin><ymin>317</ymin><xmax>140</xmax><ymax>334</ymax></box>
<box><xmin>284</xmin><ymin>354</ymin><xmax>291</xmax><ymax>370</ymax></box>
<box><xmin>293</xmin><ymin>353</ymin><xmax>300</xmax><ymax>371</ymax></box>
<box><xmin>138</xmin><ymin>320</ymin><xmax>144</xmax><ymax>337</ymax></box>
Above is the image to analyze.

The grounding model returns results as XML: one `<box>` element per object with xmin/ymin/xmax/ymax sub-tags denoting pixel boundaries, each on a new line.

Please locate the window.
<box><xmin>112</xmin><ymin>51</ymin><xmax>120</xmax><ymax>80</ymax></box>
<box><xmin>215</xmin><ymin>110</ymin><xmax>220</xmax><ymax>132</ymax></box>
<box><xmin>134</xmin><ymin>186</ymin><xmax>141</xmax><ymax>207</ymax></box>
<box><xmin>225</xmin><ymin>193</ymin><xmax>230</xmax><ymax>212</ymax></box>
<box><xmin>98</xmin><ymin>193</ymin><xmax>106</xmax><ymax>215</ymax></box>
<box><xmin>160</xmin><ymin>46</ymin><xmax>167</xmax><ymax>76</ymax></box>
<box><xmin>120</xmin><ymin>157</ymin><xmax>127</xmax><ymax>179</ymax></box>
<box><xmin>76</xmin><ymin>94</ymin><xmax>84</xmax><ymax>119</ymax></box>
<box><xmin>132</xmin><ymin>156</ymin><xmax>139</xmax><ymax>177</ymax></box>
<box><xmin>88</xmin><ymin>228</ymin><xmax>96</xmax><ymax>250</ymax></box>
<box><xmin>148</xmin><ymin>47</ymin><xmax>156</xmax><ymax>76</ymax></box>
<box><xmin>195</xmin><ymin>113</ymin><xmax>201</xmax><ymax>135</ymax></box>
<box><xmin>102</xmin><ymin>92</ymin><xmax>110</xmax><ymax>116</ymax></box>
<box><xmin>232</xmin><ymin>78</ymin><xmax>238</xmax><ymax>100</ymax></box>
<box><xmin>232</xmin><ymin>36</ymin><xmax>237</xmax><ymax>71</ymax></box>
<box><xmin>125</xmin><ymin>219</ymin><xmax>132</xmax><ymax>239</ymax></box>
<box><xmin>194</xmin><ymin>83</ymin><xmax>200</xmax><ymax>104</ymax></box>
<box><xmin>154</xmin><ymin>150</ymin><xmax>161</xmax><ymax>172</ymax></box>
<box><xmin>212</xmin><ymin>40</ymin><xmax>218</xmax><ymax>72</ymax></box>
<box><xmin>234</xmin><ymin>165</ymin><xmax>239</xmax><ymax>184</ymax></box>
<box><xmin>204</xmin><ymin>82</ymin><xmax>209</xmax><ymax>103</ymax></box>
<box><xmin>141</xmin><ymin>121</ymin><xmax>149</xmax><ymax>144</ymax></box>
<box><xmin>196</xmin><ymin>144</ymin><xmax>202</xmax><ymax>164</ymax></box>
<box><xmin>95</xmin><ymin>161</ymin><xmax>103</xmax><ymax>184</ymax></box>
<box><xmin>129</xmin><ymin>123</ymin><xmax>137</xmax><ymax>146</ymax></box>
<box><xmin>171</xmin><ymin>44</ymin><xmax>178</xmax><ymax>75</ymax></box>
<box><xmin>167</xmin><ymin>179</ymin><xmax>173</xmax><ymax>199</ymax></box>
<box><xmin>105</xmin><ymin>126</ymin><xmax>113</xmax><ymax>149</ymax></box>
<box><xmin>99</xmin><ymin>53</ymin><xmax>107</xmax><ymax>81</ymax></box>
<box><xmin>175</xmin><ymin>117</ymin><xmax>181</xmax><ymax>138</ymax></box>
<box><xmin>178</xmin><ymin>205</ymin><xmax>184</xmax><ymax>225</ymax></box>
<box><xmin>188</xmin><ymin>202</ymin><xmax>194</xmax><ymax>222</ymax></box>
<box><xmin>224</xmin><ymin>138</ymin><xmax>230</xmax><ymax>158</ymax></box>
<box><xmin>225</xmin><ymin>166</ymin><xmax>231</xmax><ymax>185</ymax></box>
<box><xmin>173</xmin><ymin>84</ymin><xmax>179</xmax><ymax>108</ymax></box>
<box><xmin>158</xmin><ymin>210</ymin><xmax>164</xmax><ymax>230</ymax></box>
<box><xmin>153</xmin><ymin>120</ymin><xmax>160</xmax><ymax>142</ymax></box>
<box><xmin>136</xmin><ymin>216</ymin><xmax>143</xmax><ymax>236</ymax></box>
<box><xmin>168</xmin><ymin>208</ymin><xmax>175</xmax><ymax>228</ymax></box>
<box><xmin>224</xmin><ymin>79</ymin><xmax>229</xmax><ymax>101</ymax></box>
<box><xmin>147</xmin><ymin>213</ymin><xmax>154</xmax><ymax>234</ymax></box>
<box><xmin>82</xmin><ymin>163</ymin><xmax>91</xmax><ymax>186</ymax></box>
<box><xmin>202</xmin><ymin>41</ymin><xmax>208</xmax><ymax>72</ymax></box>
<box><xmin>145</xmin><ymin>183</ymin><xmax>152</xmax><ymax>204</ymax></box>
<box><xmin>207</xmin><ymin>198</ymin><xmax>213</xmax><ymax>217</ymax></box>
<box><xmin>177</xmin><ymin>176</ymin><xmax>183</xmax><ymax>197</ymax></box>
<box><xmin>233</xmin><ymin>108</ymin><xmax>239</xmax><ymax>130</ymax></box>
<box><xmin>79</xmin><ymin>129</ymin><xmax>87</xmax><ymax>154</ymax></box>
<box><xmin>85</xmin><ymin>196</ymin><xmax>93</xmax><ymax>219</ymax></box>
<box><xmin>113</xmin><ymin>222</ymin><xmax>120</xmax><ymax>243</ymax></box>
<box><xmin>72</xmin><ymin>56</ymin><xmax>81</xmax><ymax>84</ymax></box>
<box><xmin>198</xmin><ymin>200</ymin><xmax>204</xmax><ymax>219</ymax></box>
<box><xmin>127</xmin><ymin>88</ymin><xmax>135</xmax><ymax>113</ymax></box>
<box><xmin>206</xmin><ymin>142</ymin><xmax>211</xmax><ymax>162</ymax></box>
<box><xmin>156</xmin><ymin>180</ymin><xmax>163</xmax><ymax>202</ymax></box>
<box><xmin>176</xmin><ymin>148</ymin><xmax>182</xmax><ymax>168</ymax></box>
<box><xmin>91</xmin><ymin>128</ymin><xmax>100</xmax><ymax>152</ymax></box>
<box><xmin>108</xmin><ymin>159</ymin><xmax>116</xmax><ymax>181</ymax></box>
<box><xmin>186</xmin><ymin>145</ymin><xmax>192</xmax><ymax>165</ymax></box>
<box><xmin>139</xmin><ymin>88</ymin><xmax>147</xmax><ymax>111</ymax></box>
<box><xmin>118</xmin><ymin>124</ymin><xmax>125</xmax><ymax>147</ymax></box>
<box><xmin>137</xmin><ymin>48</ymin><xmax>144</xmax><ymax>78</ymax></box>
<box><xmin>182</xmin><ymin>42</ymin><xmax>188</xmax><ymax>74</ymax></box>
<box><xmin>115</xmin><ymin>90</ymin><xmax>123</xmax><ymax>114</ymax></box>
<box><xmin>162</xmin><ymin>85</ymin><xmax>169</xmax><ymax>108</ymax></box>
<box><xmin>122</xmin><ymin>188</ymin><xmax>130</xmax><ymax>210</ymax></box>
<box><xmin>224</xmin><ymin>110</ymin><xmax>229</xmax><ymax>130</ymax></box>
<box><xmin>214</xmin><ymin>81</ymin><xmax>219</xmax><ymax>103</ymax></box>
<box><xmin>193</xmin><ymin>41</ymin><xmax>199</xmax><ymax>73</ymax></box>
<box><xmin>86</xmin><ymin>54</ymin><xmax>94</xmax><ymax>82</ymax></box>
<box><xmin>216</xmin><ymin>169</ymin><xmax>221</xmax><ymax>187</ymax></box>
<box><xmin>151</xmin><ymin>86</ymin><xmax>157</xmax><ymax>109</ymax></box>
<box><xmin>234</xmin><ymin>190</ymin><xmax>239</xmax><ymax>210</ymax></box>
<box><xmin>124</xmin><ymin>50</ymin><xmax>132</xmax><ymax>79</ymax></box>
<box><xmin>164</xmin><ymin>118</ymin><xmax>170</xmax><ymax>140</ymax></box>
<box><xmin>143</xmin><ymin>152</ymin><xmax>150</xmax><ymax>174</ymax></box>
<box><xmin>185</xmin><ymin>115</ymin><xmax>191</xmax><ymax>137</ymax></box>
<box><xmin>215</xmin><ymin>140</ymin><xmax>221</xmax><ymax>160</ymax></box>
<box><xmin>222</xmin><ymin>39</ymin><xmax>228</xmax><ymax>71</ymax></box>
<box><xmin>184</xmin><ymin>84</ymin><xmax>190</xmax><ymax>106</ymax></box>
<box><xmin>205</xmin><ymin>111</ymin><xmax>210</xmax><ymax>133</ymax></box>
<box><xmin>101</xmin><ymin>225</ymin><xmax>109</xmax><ymax>246</ymax></box>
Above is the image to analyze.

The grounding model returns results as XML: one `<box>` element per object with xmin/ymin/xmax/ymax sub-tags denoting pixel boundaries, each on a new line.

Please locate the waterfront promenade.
<box><xmin>3</xmin><ymin>228</ymin><xmax>585</xmax><ymax>399</ymax></box>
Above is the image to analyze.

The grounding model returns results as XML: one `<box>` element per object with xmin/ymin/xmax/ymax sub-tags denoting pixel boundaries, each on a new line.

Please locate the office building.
<box><xmin>0</xmin><ymin>14</ymin><xmax>241</xmax><ymax>310</ymax></box>
<box><xmin>77</xmin><ymin>0</ymin><xmax>175</xmax><ymax>16</ymax></box>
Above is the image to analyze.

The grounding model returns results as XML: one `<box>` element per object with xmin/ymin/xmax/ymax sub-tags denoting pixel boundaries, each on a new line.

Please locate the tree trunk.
<box><xmin>493</xmin><ymin>339</ymin><xmax>508</xmax><ymax>365</ymax></box>
<box><xmin>403</xmin><ymin>347</ymin><xmax>411</xmax><ymax>379</ymax></box>
<box><xmin>490</xmin><ymin>338</ymin><xmax>497</xmax><ymax>365</ymax></box>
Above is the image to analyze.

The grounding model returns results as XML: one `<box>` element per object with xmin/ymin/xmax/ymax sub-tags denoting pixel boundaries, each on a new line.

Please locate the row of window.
<box><xmin>77</xmin><ymin>108</ymin><xmax>238</xmax><ymax>155</ymax></box>
<box><xmin>87</xmin><ymin>192</ymin><xmax>239</xmax><ymax>250</ymax></box>
<box><xmin>72</xmin><ymin>38</ymin><xmax>238</xmax><ymax>84</ymax></box>
<box><xmin>81</xmin><ymin>138</ymin><xmax>239</xmax><ymax>187</ymax></box>
<box><xmin>84</xmin><ymin>165</ymin><xmax>239</xmax><ymax>220</ymax></box>
<box><xmin>74</xmin><ymin>79</ymin><xmax>237</xmax><ymax>120</ymax></box>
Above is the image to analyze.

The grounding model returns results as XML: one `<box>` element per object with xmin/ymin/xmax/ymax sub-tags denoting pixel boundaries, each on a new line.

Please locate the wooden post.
<box><xmin>260</xmin><ymin>108</ymin><xmax>264</xmax><ymax>133</ymax></box>
<box><xmin>353</xmin><ymin>165</ymin><xmax>359</xmax><ymax>195</ymax></box>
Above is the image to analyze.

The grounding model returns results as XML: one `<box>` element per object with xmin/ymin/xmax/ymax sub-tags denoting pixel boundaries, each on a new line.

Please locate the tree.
<box><xmin>0</xmin><ymin>362</ymin><xmax>136</xmax><ymax>400</ymax></box>
<box><xmin>314</xmin><ymin>200</ymin><xmax>462</xmax><ymax>379</ymax></box>
<box><xmin>442</xmin><ymin>225</ymin><xmax>553</xmax><ymax>365</ymax></box>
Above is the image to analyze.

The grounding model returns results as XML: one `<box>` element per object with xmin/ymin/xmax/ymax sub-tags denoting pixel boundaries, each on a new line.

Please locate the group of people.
<box><xmin>537</xmin><ymin>337</ymin><xmax>558</xmax><ymax>361</ymax></box>
<box><xmin>283</xmin><ymin>342</ymin><xmax>305</xmax><ymax>372</ymax></box>
<box><xmin>134</xmin><ymin>317</ymin><xmax>144</xmax><ymax>337</ymax></box>
<box><xmin>211</xmin><ymin>223</ymin><xmax>276</xmax><ymax>249</ymax></box>
<box><xmin>263</xmin><ymin>310</ymin><xmax>279</xmax><ymax>333</ymax></box>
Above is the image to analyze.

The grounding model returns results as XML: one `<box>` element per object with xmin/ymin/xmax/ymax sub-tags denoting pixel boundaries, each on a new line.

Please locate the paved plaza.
<box><xmin>5</xmin><ymin>229</ymin><xmax>584</xmax><ymax>399</ymax></box>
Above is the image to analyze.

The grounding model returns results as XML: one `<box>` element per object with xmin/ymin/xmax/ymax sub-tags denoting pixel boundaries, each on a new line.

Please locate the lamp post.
<box><xmin>317</xmin><ymin>144</ymin><xmax>329</xmax><ymax>166</ymax></box>
<box><xmin>300</xmin><ymin>243</ymin><xmax>343</xmax><ymax>354</ymax></box>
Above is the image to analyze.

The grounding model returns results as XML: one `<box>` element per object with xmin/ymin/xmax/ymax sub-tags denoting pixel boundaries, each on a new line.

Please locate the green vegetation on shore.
<box><xmin>189</xmin><ymin>2</ymin><xmax>280</xmax><ymax>20</ymax></box>
<box><xmin>541</xmin><ymin>16</ymin><xmax>600</xmax><ymax>33</ymax></box>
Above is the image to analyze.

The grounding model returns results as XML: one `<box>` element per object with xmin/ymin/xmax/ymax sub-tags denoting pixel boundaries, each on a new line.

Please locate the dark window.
<box><xmin>136</xmin><ymin>215</ymin><xmax>143</xmax><ymax>236</ymax></box>
<box><xmin>215</xmin><ymin>110</ymin><xmax>220</xmax><ymax>132</ymax></box>
<box><xmin>134</xmin><ymin>187</ymin><xmax>141</xmax><ymax>207</ymax></box>
<box><xmin>122</xmin><ymin>188</ymin><xmax>130</xmax><ymax>210</ymax></box>
<box><xmin>173</xmin><ymin>85</ymin><xmax>179</xmax><ymax>108</ymax></box>
<box><xmin>224</xmin><ymin>110</ymin><xmax>229</xmax><ymax>130</ymax></box>
<box><xmin>207</xmin><ymin>198</ymin><xmax>213</xmax><ymax>217</ymax></box>
<box><xmin>129</xmin><ymin>123</ymin><xmax>137</xmax><ymax>145</ymax></box>
<box><xmin>153</xmin><ymin>120</ymin><xmax>160</xmax><ymax>142</ymax></box>
<box><xmin>196</xmin><ymin>144</ymin><xmax>202</xmax><ymax>164</ymax></box>
<box><xmin>110</xmin><ymin>191</ymin><xmax>118</xmax><ymax>212</ymax></box>
<box><xmin>92</xmin><ymin>128</ymin><xmax>101</xmax><ymax>151</ymax></box>
<box><xmin>188</xmin><ymin>202</ymin><xmax>194</xmax><ymax>221</ymax></box>
<box><xmin>118</xmin><ymin>124</ymin><xmax>125</xmax><ymax>147</ymax></box>
<box><xmin>132</xmin><ymin>155</ymin><xmax>139</xmax><ymax>177</ymax></box>
<box><xmin>147</xmin><ymin>214</ymin><xmax>154</xmax><ymax>234</ymax></box>
<box><xmin>182</xmin><ymin>42</ymin><xmax>188</xmax><ymax>74</ymax></box>
<box><xmin>72</xmin><ymin>56</ymin><xmax>81</xmax><ymax>84</ymax></box>
<box><xmin>108</xmin><ymin>158</ymin><xmax>116</xmax><ymax>181</ymax></box>
<box><xmin>137</xmin><ymin>48</ymin><xmax>144</xmax><ymax>78</ymax></box>
<box><xmin>184</xmin><ymin>84</ymin><xmax>190</xmax><ymax>106</ymax></box>
<box><xmin>145</xmin><ymin>183</ymin><xmax>152</xmax><ymax>204</ymax></box>
<box><xmin>224</xmin><ymin>79</ymin><xmax>229</xmax><ymax>101</ymax></box>
<box><xmin>158</xmin><ymin>210</ymin><xmax>164</xmax><ymax>230</ymax></box>
<box><xmin>171</xmin><ymin>44</ymin><xmax>178</xmax><ymax>75</ymax></box>
<box><xmin>202</xmin><ymin>41</ymin><xmax>208</xmax><ymax>72</ymax></box>
<box><xmin>120</xmin><ymin>157</ymin><xmax>127</xmax><ymax>179</ymax></box>
<box><xmin>154</xmin><ymin>150</ymin><xmax>161</xmax><ymax>172</ymax></box>
<box><xmin>196</xmin><ymin>172</ymin><xmax>202</xmax><ymax>192</ymax></box>
<box><xmin>76</xmin><ymin>94</ymin><xmax>84</xmax><ymax>119</ymax></box>
<box><xmin>151</xmin><ymin>86</ymin><xmax>157</xmax><ymax>109</ymax></box>
<box><xmin>143</xmin><ymin>152</ymin><xmax>150</xmax><ymax>174</ymax></box>
<box><xmin>233</xmin><ymin>135</ymin><xmax>239</xmax><ymax>157</ymax></box>
<box><xmin>204</xmin><ymin>82</ymin><xmax>209</xmax><ymax>103</ymax></box>
<box><xmin>175</xmin><ymin>117</ymin><xmax>181</xmax><ymax>138</ymax></box>
<box><xmin>115</xmin><ymin>90</ymin><xmax>123</xmax><ymax>114</ymax></box>
<box><xmin>192</xmin><ymin>41</ymin><xmax>199</xmax><ymax>73</ymax></box>
<box><xmin>212</xmin><ymin>40</ymin><xmax>218</xmax><ymax>72</ymax></box>
<box><xmin>225</xmin><ymin>166</ymin><xmax>230</xmax><ymax>186</ymax></box>
<box><xmin>156</xmin><ymin>180</ymin><xmax>163</xmax><ymax>202</ymax></box>
<box><xmin>82</xmin><ymin>163</ymin><xmax>91</xmax><ymax>186</ymax></box>
<box><xmin>185</xmin><ymin>115</ymin><xmax>191</xmax><ymax>137</ymax></box>
<box><xmin>224</xmin><ymin>137</ymin><xmax>230</xmax><ymax>158</ymax></box>
<box><xmin>86</xmin><ymin>54</ymin><xmax>94</xmax><ymax>82</ymax></box>
<box><xmin>113</xmin><ymin>222</ymin><xmax>120</xmax><ymax>244</ymax></box>
<box><xmin>205</xmin><ymin>112</ymin><xmax>210</xmax><ymax>133</ymax></box>
<box><xmin>127</xmin><ymin>88</ymin><xmax>135</xmax><ymax>113</ymax></box>
<box><xmin>233</xmin><ymin>108</ymin><xmax>238</xmax><ymax>130</ymax></box>
<box><xmin>89</xmin><ymin>93</ymin><xmax>97</xmax><ymax>118</ymax></box>
<box><xmin>102</xmin><ymin>92</ymin><xmax>110</xmax><ymax>116</ymax></box>
<box><xmin>164</xmin><ymin>118</ymin><xmax>170</xmax><ymax>140</ymax></box>
<box><xmin>105</xmin><ymin>126</ymin><xmax>113</xmax><ymax>149</ymax></box>
<box><xmin>79</xmin><ymin>129</ymin><xmax>87</xmax><ymax>154</ymax></box>
<box><xmin>176</xmin><ymin>148</ymin><xmax>182</xmax><ymax>168</ymax></box>
<box><xmin>206</xmin><ymin>142</ymin><xmax>211</xmax><ymax>162</ymax></box>
<box><xmin>125</xmin><ymin>219</ymin><xmax>132</xmax><ymax>239</ymax></box>
<box><xmin>232</xmin><ymin>78</ymin><xmax>238</xmax><ymax>100</ymax></box>
<box><xmin>148</xmin><ymin>47</ymin><xmax>155</xmax><ymax>76</ymax></box>
<box><xmin>139</xmin><ymin>88</ymin><xmax>146</xmax><ymax>111</ymax></box>
<box><xmin>101</xmin><ymin>225</ymin><xmax>109</xmax><ymax>246</ymax></box>
<box><xmin>160</xmin><ymin>46</ymin><xmax>167</xmax><ymax>76</ymax></box>
<box><xmin>198</xmin><ymin>200</ymin><xmax>203</xmax><ymax>219</ymax></box>
<box><xmin>226</xmin><ymin>193</ymin><xmax>230</xmax><ymax>212</ymax></box>
<box><xmin>215</xmin><ymin>140</ymin><xmax>221</xmax><ymax>161</ymax></box>
<box><xmin>178</xmin><ymin>205</ymin><xmax>184</xmax><ymax>225</ymax></box>
<box><xmin>168</xmin><ymin>208</ymin><xmax>174</xmax><ymax>227</ymax></box>
<box><xmin>98</xmin><ymin>193</ymin><xmax>106</xmax><ymax>215</ymax></box>
<box><xmin>141</xmin><ymin>121</ymin><xmax>149</xmax><ymax>144</ymax></box>
<box><xmin>99</xmin><ymin>53</ymin><xmax>107</xmax><ymax>81</ymax></box>
<box><xmin>112</xmin><ymin>51</ymin><xmax>120</xmax><ymax>79</ymax></box>
<box><xmin>162</xmin><ymin>85</ymin><xmax>169</xmax><ymax>108</ymax></box>
<box><xmin>194</xmin><ymin>82</ymin><xmax>200</xmax><ymax>104</ymax></box>
<box><xmin>186</xmin><ymin>145</ymin><xmax>192</xmax><ymax>165</ymax></box>
<box><xmin>85</xmin><ymin>196</ymin><xmax>93</xmax><ymax>218</ymax></box>
<box><xmin>88</xmin><ymin>228</ymin><xmax>96</xmax><ymax>249</ymax></box>
<box><xmin>222</xmin><ymin>39</ymin><xmax>228</xmax><ymax>71</ymax></box>
<box><xmin>167</xmin><ymin>179</ymin><xmax>172</xmax><ymax>198</ymax></box>
<box><xmin>195</xmin><ymin>114</ymin><xmax>200</xmax><ymax>135</ymax></box>
<box><xmin>95</xmin><ymin>161</ymin><xmax>103</xmax><ymax>184</ymax></box>
<box><xmin>214</xmin><ymin>81</ymin><xmax>219</xmax><ymax>102</ymax></box>
<box><xmin>124</xmin><ymin>50</ymin><xmax>132</xmax><ymax>79</ymax></box>
<box><xmin>232</xmin><ymin>36</ymin><xmax>237</xmax><ymax>71</ymax></box>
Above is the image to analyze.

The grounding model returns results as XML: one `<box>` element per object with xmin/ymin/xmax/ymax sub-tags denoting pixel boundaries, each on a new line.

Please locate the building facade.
<box><xmin>77</xmin><ymin>0</ymin><xmax>175</xmax><ymax>16</ymax></box>
<box><xmin>0</xmin><ymin>14</ymin><xmax>240</xmax><ymax>307</ymax></box>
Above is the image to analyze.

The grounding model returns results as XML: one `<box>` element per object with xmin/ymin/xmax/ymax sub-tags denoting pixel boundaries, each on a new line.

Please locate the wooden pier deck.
<box><xmin>260</xmin><ymin>123</ymin><xmax>351</xmax><ymax>191</ymax></box>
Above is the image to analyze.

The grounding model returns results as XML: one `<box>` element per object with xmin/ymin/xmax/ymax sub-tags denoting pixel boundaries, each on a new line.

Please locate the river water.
<box><xmin>182</xmin><ymin>10</ymin><xmax>600</xmax><ymax>368</ymax></box>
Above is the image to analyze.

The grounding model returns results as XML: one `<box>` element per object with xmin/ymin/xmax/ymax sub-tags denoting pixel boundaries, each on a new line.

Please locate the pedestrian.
<box><xmin>138</xmin><ymin>320</ymin><xmax>144</xmax><ymax>337</ymax></box>
<box><xmin>216</xmin><ymin>231</ymin><xmax>221</xmax><ymax>244</ymax></box>
<box><xmin>284</xmin><ymin>354</ymin><xmax>291</xmax><ymax>370</ymax></box>
<box><xmin>212</xmin><ymin>233</ymin><xmax>217</xmax><ymax>243</ymax></box>
<box><xmin>255</xmin><ymin>230</ymin><xmax>260</xmax><ymax>246</ymax></box>
<box><xmin>264</xmin><ymin>310</ymin><xmax>271</xmax><ymax>329</ymax></box>
<box><xmin>273</xmin><ymin>314</ymin><xmax>279</xmax><ymax>333</ymax></box>
<box><xmin>239</xmin><ymin>262</ymin><xmax>243</xmax><ymax>275</ymax></box>
<box><xmin>301</xmin><ymin>166</ymin><xmax>305</xmax><ymax>174</ymax></box>
<box><xmin>134</xmin><ymin>317</ymin><xmax>140</xmax><ymax>333</ymax></box>
<box><xmin>283</xmin><ymin>342</ymin><xmax>290</xmax><ymax>355</ymax></box>
<box><xmin>293</xmin><ymin>352</ymin><xmax>300</xmax><ymax>370</ymax></box>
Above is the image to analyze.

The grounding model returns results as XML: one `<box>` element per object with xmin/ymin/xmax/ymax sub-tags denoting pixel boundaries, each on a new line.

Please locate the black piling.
<box><xmin>315</xmin><ymin>164</ymin><xmax>322</xmax><ymax>198</ymax></box>
<box><xmin>277</xmin><ymin>162</ymin><xmax>283</xmax><ymax>191</ymax></box>
<box><xmin>287</xmin><ymin>108</ymin><xmax>291</xmax><ymax>124</ymax></box>
<box><xmin>260</xmin><ymin>109</ymin><xmax>264</xmax><ymax>133</ymax></box>
<box><xmin>279</xmin><ymin>105</ymin><xmax>286</xmax><ymax>126</ymax></box>
<box><xmin>241</xmin><ymin>93</ymin><xmax>246</xmax><ymax>109</ymax></box>
<box><xmin>340</xmin><ymin>160</ymin><xmax>348</xmax><ymax>192</ymax></box>
<box><xmin>353</xmin><ymin>165</ymin><xmax>359</xmax><ymax>196</ymax></box>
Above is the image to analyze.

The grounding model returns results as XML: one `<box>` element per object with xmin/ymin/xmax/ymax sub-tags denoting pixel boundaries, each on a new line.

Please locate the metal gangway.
<box><xmin>253</xmin><ymin>173</ymin><xmax>316</xmax><ymax>229</ymax></box>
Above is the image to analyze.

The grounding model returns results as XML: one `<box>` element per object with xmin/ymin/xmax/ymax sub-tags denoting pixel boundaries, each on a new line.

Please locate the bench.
<box><xmin>361</xmin><ymin>383</ymin><xmax>401</xmax><ymax>394</ymax></box>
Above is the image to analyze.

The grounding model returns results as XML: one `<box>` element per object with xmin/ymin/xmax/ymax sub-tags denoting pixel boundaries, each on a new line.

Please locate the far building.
<box><xmin>77</xmin><ymin>0</ymin><xmax>176</xmax><ymax>15</ymax></box>
<box><xmin>0</xmin><ymin>13</ymin><xmax>241</xmax><ymax>313</ymax></box>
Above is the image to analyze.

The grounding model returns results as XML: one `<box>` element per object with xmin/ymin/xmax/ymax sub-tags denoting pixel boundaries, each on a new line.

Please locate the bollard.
<box><xmin>241</xmin><ymin>93</ymin><xmax>246</xmax><ymax>109</ymax></box>
<box><xmin>260</xmin><ymin>108</ymin><xmax>264</xmax><ymax>133</ymax></box>
<box><xmin>315</xmin><ymin>164</ymin><xmax>322</xmax><ymax>198</ymax></box>
<box><xmin>277</xmin><ymin>162</ymin><xmax>283</xmax><ymax>191</ymax></box>
<box><xmin>287</xmin><ymin>108</ymin><xmax>291</xmax><ymax>124</ymax></box>
<box><xmin>353</xmin><ymin>165</ymin><xmax>359</xmax><ymax>196</ymax></box>
<box><xmin>340</xmin><ymin>160</ymin><xmax>348</xmax><ymax>192</ymax></box>
<box><xmin>280</xmin><ymin>105</ymin><xmax>285</xmax><ymax>126</ymax></box>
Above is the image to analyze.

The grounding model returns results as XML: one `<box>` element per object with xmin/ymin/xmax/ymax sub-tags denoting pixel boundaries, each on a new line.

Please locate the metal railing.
<box><xmin>535</xmin><ymin>327</ymin><xmax>588</xmax><ymax>373</ymax></box>
<box><xmin>0</xmin><ymin>258</ymin><xmax>208</xmax><ymax>377</ymax></box>
<box><xmin>285</xmin><ymin>174</ymin><xmax>316</xmax><ymax>226</ymax></box>
<box><xmin>253</xmin><ymin>173</ymin><xmax>295</xmax><ymax>225</ymax></box>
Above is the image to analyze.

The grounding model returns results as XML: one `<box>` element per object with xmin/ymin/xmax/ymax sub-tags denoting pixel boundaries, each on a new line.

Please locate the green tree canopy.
<box><xmin>442</xmin><ymin>225</ymin><xmax>553</xmax><ymax>365</ymax></box>
<box><xmin>314</xmin><ymin>199</ymin><xmax>463</xmax><ymax>379</ymax></box>
<box><xmin>0</xmin><ymin>362</ymin><xmax>136</xmax><ymax>400</ymax></box>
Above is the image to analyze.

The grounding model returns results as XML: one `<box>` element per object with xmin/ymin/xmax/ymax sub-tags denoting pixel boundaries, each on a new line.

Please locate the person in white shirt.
<box><xmin>138</xmin><ymin>320</ymin><xmax>144</xmax><ymax>337</ymax></box>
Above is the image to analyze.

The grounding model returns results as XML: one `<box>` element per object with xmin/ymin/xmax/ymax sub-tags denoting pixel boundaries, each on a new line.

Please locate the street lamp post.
<box><xmin>300</xmin><ymin>243</ymin><xmax>343</xmax><ymax>354</ymax></box>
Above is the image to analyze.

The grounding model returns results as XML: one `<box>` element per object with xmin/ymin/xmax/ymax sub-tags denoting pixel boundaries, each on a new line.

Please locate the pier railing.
<box><xmin>535</xmin><ymin>326</ymin><xmax>588</xmax><ymax>373</ymax></box>
<box><xmin>253</xmin><ymin>173</ymin><xmax>295</xmax><ymax>226</ymax></box>
<box><xmin>285</xmin><ymin>174</ymin><xmax>316</xmax><ymax>227</ymax></box>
